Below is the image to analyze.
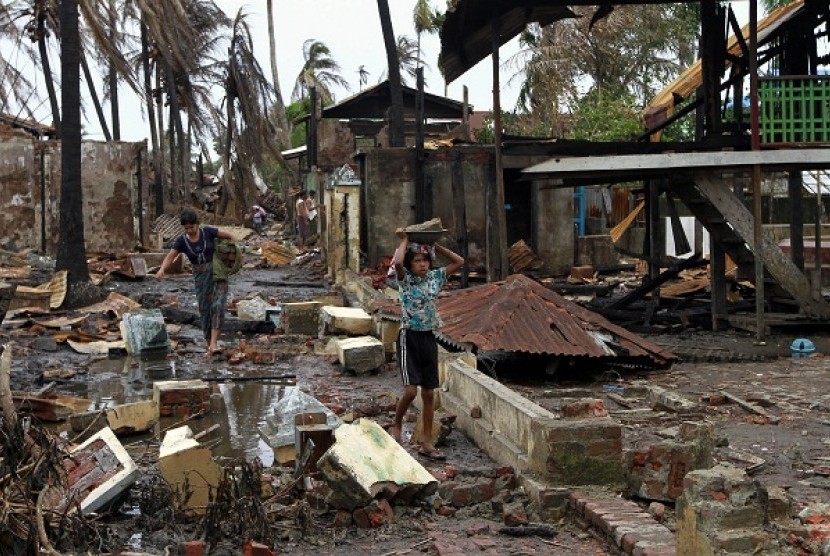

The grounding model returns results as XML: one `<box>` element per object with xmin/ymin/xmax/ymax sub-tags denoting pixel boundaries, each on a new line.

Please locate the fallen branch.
<box><xmin>499</xmin><ymin>524</ymin><xmax>558</xmax><ymax>538</ymax></box>
<box><xmin>37</xmin><ymin>486</ymin><xmax>61</xmax><ymax>556</ymax></box>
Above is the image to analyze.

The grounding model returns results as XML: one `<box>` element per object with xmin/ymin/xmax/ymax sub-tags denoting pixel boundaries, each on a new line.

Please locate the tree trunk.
<box><xmin>377</xmin><ymin>0</ymin><xmax>404</xmax><ymax>147</ymax></box>
<box><xmin>266</xmin><ymin>0</ymin><xmax>291</xmax><ymax>149</ymax></box>
<box><xmin>56</xmin><ymin>0</ymin><xmax>90</xmax><ymax>286</ymax></box>
<box><xmin>108</xmin><ymin>0</ymin><xmax>120</xmax><ymax>140</ymax></box>
<box><xmin>37</xmin><ymin>13</ymin><xmax>61</xmax><ymax>135</ymax></box>
<box><xmin>155</xmin><ymin>67</ymin><xmax>168</xmax><ymax>204</ymax></box>
<box><xmin>163</xmin><ymin>61</ymin><xmax>186</xmax><ymax>202</ymax></box>
<box><xmin>141</xmin><ymin>22</ymin><xmax>163</xmax><ymax>216</ymax></box>
<box><xmin>80</xmin><ymin>50</ymin><xmax>111</xmax><ymax>141</ymax></box>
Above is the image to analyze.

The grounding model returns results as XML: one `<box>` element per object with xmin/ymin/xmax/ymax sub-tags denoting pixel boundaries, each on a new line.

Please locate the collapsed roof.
<box><xmin>436</xmin><ymin>274</ymin><xmax>676</xmax><ymax>368</ymax></box>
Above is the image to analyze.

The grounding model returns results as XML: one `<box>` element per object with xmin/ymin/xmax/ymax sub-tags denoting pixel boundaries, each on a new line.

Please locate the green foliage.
<box><xmin>286</xmin><ymin>98</ymin><xmax>311</xmax><ymax>148</ymax></box>
<box><xmin>569</xmin><ymin>89</ymin><xmax>643</xmax><ymax>141</ymax></box>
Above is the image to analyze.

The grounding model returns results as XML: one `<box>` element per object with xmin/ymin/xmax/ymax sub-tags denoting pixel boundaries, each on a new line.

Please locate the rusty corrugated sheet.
<box><xmin>437</xmin><ymin>274</ymin><xmax>676</xmax><ymax>366</ymax></box>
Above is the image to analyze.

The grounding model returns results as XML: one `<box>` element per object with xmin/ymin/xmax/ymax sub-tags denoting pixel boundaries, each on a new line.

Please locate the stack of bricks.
<box><xmin>626</xmin><ymin>421</ymin><xmax>714</xmax><ymax>503</ymax></box>
<box><xmin>153</xmin><ymin>379</ymin><xmax>211</xmax><ymax>417</ymax></box>
<box><xmin>528</xmin><ymin>398</ymin><xmax>624</xmax><ymax>486</ymax></box>
<box><xmin>570</xmin><ymin>492</ymin><xmax>677</xmax><ymax>555</ymax></box>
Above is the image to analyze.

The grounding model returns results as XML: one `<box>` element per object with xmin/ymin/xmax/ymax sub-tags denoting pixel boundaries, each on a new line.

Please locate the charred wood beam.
<box><xmin>608</xmin><ymin>254</ymin><xmax>706</xmax><ymax>310</ymax></box>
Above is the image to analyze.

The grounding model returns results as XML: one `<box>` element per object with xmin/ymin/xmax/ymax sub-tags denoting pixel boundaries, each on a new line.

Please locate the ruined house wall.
<box><xmin>534</xmin><ymin>180</ymin><xmax>575</xmax><ymax>275</ymax></box>
<box><xmin>361</xmin><ymin>147</ymin><xmax>489</xmax><ymax>268</ymax></box>
<box><xmin>317</xmin><ymin>120</ymin><xmax>356</xmax><ymax>173</ymax></box>
<box><xmin>0</xmin><ymin>142</ymin><xmax>39</xmax><ymax>251</ymax></box>
<box><xmin>0</xmin><ymin>138</ymin><xmax>153</xmax><ymax>255</ymax></box>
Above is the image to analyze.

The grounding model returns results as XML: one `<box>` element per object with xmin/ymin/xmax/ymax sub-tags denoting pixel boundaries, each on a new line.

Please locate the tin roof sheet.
<box><xmin>437</xmin><ymin>274</ymin><xmax>676</xmax><ymax>366</ymax></box>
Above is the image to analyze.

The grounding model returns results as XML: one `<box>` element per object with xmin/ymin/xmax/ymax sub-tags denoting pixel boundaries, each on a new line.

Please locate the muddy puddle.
<box><xmin>61</xmin><ymin>352</ymin><xmax>297</xmax><ymax>466</ymax></box>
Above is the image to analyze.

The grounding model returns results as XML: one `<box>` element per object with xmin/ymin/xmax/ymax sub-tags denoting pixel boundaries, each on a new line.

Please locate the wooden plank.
<box><xmin>721</xmin><ymin>390</ymin><xmax>779</xmax><ymax>424</ymax></box>
<box><xmin>695</xmin><ymin>171</ymin><xmax>830</xmax><ymax>318</ymax></box>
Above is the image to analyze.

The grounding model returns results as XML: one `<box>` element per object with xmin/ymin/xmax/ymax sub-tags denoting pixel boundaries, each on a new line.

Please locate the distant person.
<box><xmin>389</xmin><ymin>228</ymin><xmax>464</xmax><ymax>461</ymax></box>
<box><xmin>251</xmin><ymin>205</ymin><xmax>267</xmax><ymax>235</ymax></box>
<box><xmin>306</xmin><ymin>190</ymin><xmax>324</xmax><ymax>236</ymax></box>
<box><xmin>156</xmin><ymin>208</ymin><xmax>234</xmax><ymax>356</ymax></box>
<box><xmin>295</xmin><ymin>190</ymin><xmax>310</xmax><ymax>248</ymax></box>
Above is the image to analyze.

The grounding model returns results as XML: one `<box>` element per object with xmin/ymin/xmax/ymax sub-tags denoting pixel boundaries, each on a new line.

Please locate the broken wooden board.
<box><xmin>77</xmin><ymin>291</ymin><xmax>141</xmax><ymax>318</ymax></box>
<box><xmin>12</xmin><ymin>392</ymin><xmax>91</xmax><ymax>422</ymax></box>
<box><xmin>34</xmin><ymin>270</ymin><xmax>67</xmax><ymax>308</ymax></box>
<box><xmin>721</xmin><ymin>390</ymin><xmax>780</xmax><ymax>425</ymax></box>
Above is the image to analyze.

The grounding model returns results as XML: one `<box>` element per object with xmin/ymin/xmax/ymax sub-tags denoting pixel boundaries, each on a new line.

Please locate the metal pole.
<box><xmin>749</xmin><ymin>0</ymin><xmax>765</xmax><ymax>341</ymax></box>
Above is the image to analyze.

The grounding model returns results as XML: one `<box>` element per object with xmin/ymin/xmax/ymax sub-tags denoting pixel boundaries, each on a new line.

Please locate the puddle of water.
<box><xmin>74</xmin><ymin>352</ymin><xmax>285</xmax><ymax>466</ymax></box>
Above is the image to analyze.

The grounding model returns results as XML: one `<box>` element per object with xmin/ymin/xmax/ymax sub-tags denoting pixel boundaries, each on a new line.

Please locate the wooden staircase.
<box><xmin>671</xmin><ymin>170</ymin><xmax>830</xmax><ymax>318</ymax></box>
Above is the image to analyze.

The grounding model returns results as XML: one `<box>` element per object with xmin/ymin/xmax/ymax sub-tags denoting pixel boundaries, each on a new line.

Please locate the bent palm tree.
<box><xmin>220</xmin><ymin>9</ymin><xmax>281</xmax><ymax>219</ymax></box>
<box><xmin>291</xmin><ymin>38</ymin><xmax>349</xmax><ymax>104</ymax></box>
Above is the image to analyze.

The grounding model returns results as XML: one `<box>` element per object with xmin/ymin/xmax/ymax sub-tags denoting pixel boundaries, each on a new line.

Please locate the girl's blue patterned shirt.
<box><xmin>399</xmin><ymin>267</ymin><xmax>446</xmax><ymax>331</ymax></box>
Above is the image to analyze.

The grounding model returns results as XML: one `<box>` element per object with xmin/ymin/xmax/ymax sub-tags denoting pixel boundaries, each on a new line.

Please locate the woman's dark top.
<box><xmin>172</xmin><ymin>226</ymin><xmax>219</xmax><ymax>266</ymax></box>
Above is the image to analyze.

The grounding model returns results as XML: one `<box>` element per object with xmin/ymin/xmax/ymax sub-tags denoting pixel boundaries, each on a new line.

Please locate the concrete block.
<box><xmin>281</xmin><ymin>301</ymin><xmax>323</xmax><ymax>336</ymax></box>
<box><xmin>119</xmin><ymin>308</ymin><xmax>170</xmax><ymax>354</ymax></box>
<box><xmin>105</xmin><ymin>400</ymin><xmax>159</xmax><ymax>434</ymax></box>
<box><xmin>53</xmin><ymin>427</ymin><xmax>139</xmax><ymax>514</ymax></box>
<box><xmin>645</xmin><ymin>384</ymin><xmax>698</xmax><ymax>413</ymax></box>
<box><xmin>153</xmin><ymin>379</ymin><xmax>211</xmax><ymax>417</ymax></box>
<box><xmin>377</xmin><ymin>318</ymin><xmax>400</xmax><ymax>355</ymax></box>
<box><xmin>317</xmin><ymin>418</ymin><xmax>438</xmax><ymax>510</ymax></box>
<box><xmin>159</xmin><ymin>425</ymin><xmax>221</xmax><ymax>513</ymax></box>
<box><xmin>258</xmin><ymin>387</ymin><xmax>341</xmax><ymax>464</ymax></box>
<box><xmin>320</xmin><ymin>306</ymin><xmax>373</xmax><ymax>336</ymax></box>
<box><xmin>236</xmin><ymin>297</ymin><xmax>274</xmax><ymax>321</ymax></box>
<box><xmin>336</xmin><ymin>336</ymin><xmax>384</xmax><ymax>374</ymax></box>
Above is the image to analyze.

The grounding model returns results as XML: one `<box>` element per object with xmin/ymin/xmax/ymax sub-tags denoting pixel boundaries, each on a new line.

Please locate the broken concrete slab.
<box><xmin>319</xmin><ymin>306</ymin><xmax>372</xmax><ymax>336</ymax></box>
<box><xmin>236</xmin><ymin>296</ymin><xmax>273</xmax><ymax>321</ymax></box>
<box><xmin>281</xmin><ymin>301</ymin><xmax>322</xmax><ymax>335</ymax></box>
<box><xmin>153</xmin><ymin>379</ymin><xmax>211</xmax><ymax>417</ymax></box>
<box><xmin>258</xmin><ymin>387</ymin><xmax>341</xmax><ymax>464</ymax></box>
<box><xmin>159</xmin><ymin>425</ymin><xmax>221</xmax><ymax>513</ymax></box>
<box><xmin>336</xmin><ymin>336</ymin><xmax>384</xmax><ymax>374</ymax></box>
<box><xmin>643</xmin><ymin>384</ymin><xmax>699</xmax><ymax>413</ymax></box>
<box><xmin>119</xmin><ymin>309</ymin><xmax>170</xmax><ymax>355</ymax></box>
<box><xmin>317</xmin><ymin>418</ymin><xmax>438</xmax><ymax>510</ymax></box>
<box><xmin>51</xmin><ymin>427</ymin><xmax>140</xmax><ymax>515</ymax></box>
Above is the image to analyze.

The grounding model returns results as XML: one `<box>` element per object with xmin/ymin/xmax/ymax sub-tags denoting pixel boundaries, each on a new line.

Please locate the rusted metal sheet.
<box><xmin>437</xmin><ymin>274</ymin><xmax>676</xmax><ymax>366</ymax></box>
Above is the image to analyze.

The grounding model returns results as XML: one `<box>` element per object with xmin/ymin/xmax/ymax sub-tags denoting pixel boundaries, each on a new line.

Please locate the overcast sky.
<box><xmin>75</xmin><ymin>0</ymin><xmax>523</xmax><ymax>144</ymax></box>
<box><xmin>34</xmin><ymin>1</ymin><xmax>750</xmax><ymax>144</ymax></box>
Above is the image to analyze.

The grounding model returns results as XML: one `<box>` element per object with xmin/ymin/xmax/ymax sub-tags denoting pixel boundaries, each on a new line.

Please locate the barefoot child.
<box><xmin>389</xmin><ymin>228</ymin><xmax>464</xmax><ymax>460</ymax></box>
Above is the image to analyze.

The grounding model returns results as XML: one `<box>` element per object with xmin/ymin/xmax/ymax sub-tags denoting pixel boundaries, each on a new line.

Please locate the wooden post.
<box><xmin>488</xmin><ymin>8</ymin><xmax>508</xmax><ymax>281</ymax></box>
<box><xmin>710</xmin><ymin>239</ymin><xmax>727</xmax><ymax>331</ymax></box>
<box><xmin>415</xmin><ymin>67</ymin><xmax>426</xmax><ymax>222</ymax></box>
<box><xmin>451</xmin><ymin>150</ymin><xmax>469</xmax><ymax>288</ymax></box>
<box><xmin>749</xmin><ymin>0</ymin><xmax>764</xmax><ymax>341</ymax></box>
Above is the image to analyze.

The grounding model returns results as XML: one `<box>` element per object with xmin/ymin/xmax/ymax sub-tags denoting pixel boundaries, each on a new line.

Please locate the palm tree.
<box><xmin>377</xmin><ymin>0</ymin><xmax>404</xmax><ymax>147</ymax></box>
<box><xmin>357</xmin><ymin>65</ymin><xmax>369</xmax><ymax>91</ymax></box>
<box><xmin>56</xmin><ymin>0</ymin><xmax>92</xmax><ymax>299</ymax></box>
<box><xmin>412</xmin><ymin>0</ymin><xmax>440</xmax><ymax>68</ymax></box>
<box><xmin>395</xmin><ymin>35</ymin><xmax>425</xmax><ymax>86</ymax></box>
<box><xmin>266</xmin><ymin>0</ymin><xmax>290</xmax><ymax>149</ymax></box>
<box><xmin>220</xmin><ymin>9</ymin><xmax>282</xmax><ymax>220</ymax></box>
<box><xmin>0</xmin><ymin>2</ymin><xmax>40</xmax><ymax>119</ymax></box>
<box><xmin>291</xmin><ymin>38</ymin><xmax>349</xmax><ymax>105</ymax></box>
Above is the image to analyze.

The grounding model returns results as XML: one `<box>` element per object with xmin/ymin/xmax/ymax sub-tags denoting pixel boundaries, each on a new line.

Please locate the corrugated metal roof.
<box><xmin>436</xmin><ymin>274</ymin><xmax>676</xmax><ymax>366</ymax></box>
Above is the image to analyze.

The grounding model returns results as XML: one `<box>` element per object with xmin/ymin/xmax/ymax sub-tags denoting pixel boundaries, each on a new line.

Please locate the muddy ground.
<box><xmin>3</xmin><ymin>248</ymin><xmax>830</xmax><ymax>554</ymax></box>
